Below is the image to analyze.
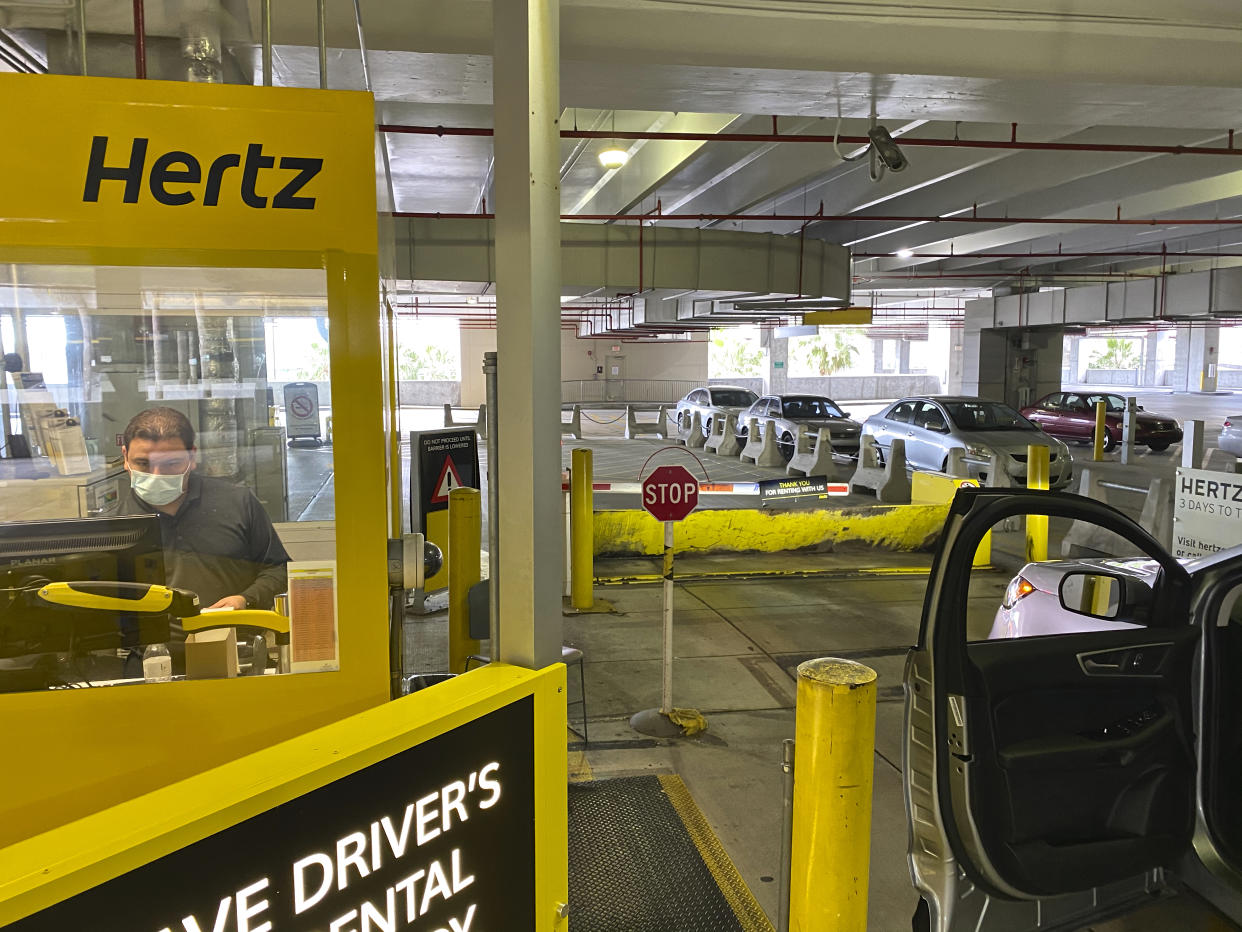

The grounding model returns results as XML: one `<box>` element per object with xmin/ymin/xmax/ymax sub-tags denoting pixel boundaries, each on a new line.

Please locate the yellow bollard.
<box><xmin>1025</xmin><ymin>444</ymin><xmax>1050</xmax><ymax>563</ymax></box>
<box><xmin>570</xmin><ymin>448</ymin><xmax>594</xmax><ymax>610</ymax></box>
<box><xmin>789</xmin><ymin>658</ymin><xmax>877</xmax><ymax>931</ymax></box>
<box><xmin>448</xmin><ymin>487</ymin><xmax>482</xmax><ymax>672</ymax></box>
<box><xmin>1093</xmin><ymin>400</ymin><xmax>1107</xmax><ymax>461</ymax></box>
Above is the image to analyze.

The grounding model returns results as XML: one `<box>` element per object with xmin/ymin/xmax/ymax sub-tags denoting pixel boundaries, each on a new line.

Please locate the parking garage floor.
<box><xmin>317</xmin><ymin>392</ymin><xmax>1242</xmax><ymax>929</ymax></box>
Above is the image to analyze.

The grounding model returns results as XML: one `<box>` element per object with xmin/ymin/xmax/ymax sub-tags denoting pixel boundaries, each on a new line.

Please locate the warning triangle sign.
<box><xmin>430</xmin><ymin>457</ymin><xmax>466</xmax><ymax>504</ymax></box>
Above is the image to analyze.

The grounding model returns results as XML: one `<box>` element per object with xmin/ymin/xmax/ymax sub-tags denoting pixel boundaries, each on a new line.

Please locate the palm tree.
<box><xmin>1087</xmin><ymin>337</ymin><xmax>1141</xmax><ymax>370</ymax></box>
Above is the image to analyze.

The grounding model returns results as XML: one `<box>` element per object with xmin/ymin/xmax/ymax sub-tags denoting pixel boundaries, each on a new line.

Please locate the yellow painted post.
<box><xmin>1093</xmin><ymin>400</ymin><xmax>1107</xmax><ymax>461</ymax></box>
<box><xmin>570</xmin><ymin>448</ymin><xmax>594</xmax><ymax>610</ymax></box>
<box><xmin>448</xmin><ymin>487</ymin><xmax>482</xmax><ymax>672</ymax></box>
<box><xmin>1025</xmin><ymin>444</ymin><xmax>1050</xmax><ymax>564</ymax></box>
<box><xmin>789</xmin><ymin>658</ymin><xmax>877</xmax><ymax>931</ymax></box>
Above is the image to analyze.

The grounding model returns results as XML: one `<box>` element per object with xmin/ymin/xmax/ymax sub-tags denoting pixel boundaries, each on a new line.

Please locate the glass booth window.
<box><xmin>0</xmin><ymin>265</ymin><xmax>340</xmax><ymax>692</ymax></box>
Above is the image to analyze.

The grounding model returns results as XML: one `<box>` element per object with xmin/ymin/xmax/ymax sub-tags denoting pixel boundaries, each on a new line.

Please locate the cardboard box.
<box><xmin>186</xmin><ymin>627</ymin><xmax>239</xmax><ymax>679</ymax></box>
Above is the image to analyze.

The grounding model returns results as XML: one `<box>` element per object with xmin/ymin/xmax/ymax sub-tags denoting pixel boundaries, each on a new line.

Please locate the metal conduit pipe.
<box><xmin>854</xmin><ymin>250</ymin><xmax>1242</xmax><ymax>259</ymax></box>
<box><xmin>131</xmin><ymin>0</ymin><xmax>146</xmax><ymax>78</ymax></box>
<box><xmin>394</xmin><ymin>210</ymin><xmax>1242</xmax><ymax>227</ymax></box>
<box><xmin>378</xmin><ymin>123</ymin><xmax>1242</xmax><ymax>158</ymax></box>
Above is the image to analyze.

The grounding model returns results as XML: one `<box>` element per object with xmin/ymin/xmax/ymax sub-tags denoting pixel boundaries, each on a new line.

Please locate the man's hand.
<box><xmin>208</xmin><ymin>595</ymin><xmax>248</xmax><ymax>611</ymax></box>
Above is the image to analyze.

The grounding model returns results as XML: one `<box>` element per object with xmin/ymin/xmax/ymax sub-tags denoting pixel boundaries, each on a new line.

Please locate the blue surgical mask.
<box><xmin>130</xmin><ymin>468</ymin><xmax>187</xmax><ymax>506</ymax></box>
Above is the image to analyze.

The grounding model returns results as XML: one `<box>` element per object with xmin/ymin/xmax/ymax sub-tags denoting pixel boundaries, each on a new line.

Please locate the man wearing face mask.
<box><xmin>117</xmin><ymin>407</ymin><xmax>289</xmax><ymax>616</ymax></box>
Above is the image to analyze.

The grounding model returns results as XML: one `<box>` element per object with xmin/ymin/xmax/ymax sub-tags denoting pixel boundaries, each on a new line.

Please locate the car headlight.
<box><xmin>1002</xmin><ymin>575</ymin><xmax>1036</xmax><ymax>610</ymax></box>
<box><xmin>965</xmin><ymin>443</ymin><xmax>994</xmax><ymax>460</ymax></box>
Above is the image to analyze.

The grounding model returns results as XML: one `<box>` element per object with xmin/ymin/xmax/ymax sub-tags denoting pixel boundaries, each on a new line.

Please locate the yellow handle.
<box><xmin>183</xmin><ymin>609</ymin><xmax>290</xmax><ymax>635</ymax></box>
<box><xmin>36</xmin><ymin>581</ymin><xmax>173</xmax><ymax>614</ymax></box>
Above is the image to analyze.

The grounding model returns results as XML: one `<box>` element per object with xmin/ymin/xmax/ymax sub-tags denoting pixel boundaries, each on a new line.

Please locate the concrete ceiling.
<box><xmin>4</xmin><ymin>0</ymin><xmax>1242</xmax><ymax>327</ymax></box>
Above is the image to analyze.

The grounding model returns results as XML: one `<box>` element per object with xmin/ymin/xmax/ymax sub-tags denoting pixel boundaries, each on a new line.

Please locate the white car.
<box><xmin>988</xmin><ymin>557</ymin><xmax>1162</xmax><ymax>639</ymax></box>
<box><xmin>1220</xmin><ymin>415</ymin><xmax>1242</xmax><ymax>456</ymax></box>
<box><xmin>674</xmin><ymin>385</ymin><xmax>759</xmax><ymax>438</ymax></box>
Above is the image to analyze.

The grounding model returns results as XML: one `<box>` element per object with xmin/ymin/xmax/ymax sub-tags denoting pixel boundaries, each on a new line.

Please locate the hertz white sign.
<box><xmin>1173</xmin><ymin>467</ymin><xmax>1242</xmax><ymax>559</ymax></box>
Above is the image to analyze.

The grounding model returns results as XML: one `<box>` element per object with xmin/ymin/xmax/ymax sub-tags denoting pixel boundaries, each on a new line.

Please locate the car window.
<box><xmin>689</xmin><ymin>390</ymin><xmax>706</xmax><ymax>404</ymax></box>
<box><xmin>1042</xmin><ymin>393</ymin><xmax>1064</xmax><ymax>409</ymax></box>
<box><xmin>914</xmin><ymin>402</ymin><xmax>948</xmax><ymax>431</ymax></box>
<box><xmin>943</xmin><ymin>401</ymin><xmax>1034</xmax><ymax>432</ymax></box>
<box><xmin>888</xmin><ymin>401</ymin><xmax>917</xmax><ymax>424</ymax></box>
<box><xmin>783</xmin><ymin>397</ymin><xmax>845</xmax><ymax>419</ymax></box>
<box><xmin>1084</xmin><ymin>394</ymin><xmax>1125</xmax><ymax>412</ymax></box>
<box><xmin>1062</xmin><ymin>394</ymin><xmax>1087</xmax><ymax>410</ymax></box>
<box><xmin>711</xmin><ymin>389</ymin><xmax>759</xmax><ymax>407</ymax></box>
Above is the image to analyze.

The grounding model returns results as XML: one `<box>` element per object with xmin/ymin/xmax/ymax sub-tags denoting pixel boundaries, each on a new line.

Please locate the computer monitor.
<box><xmin>0</xmin><ymin>516</ymin><xmax>168</xmax><ymax>690</ymax></box>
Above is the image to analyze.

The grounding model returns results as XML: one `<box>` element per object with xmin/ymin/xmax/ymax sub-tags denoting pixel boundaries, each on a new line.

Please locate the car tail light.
<box><xmin>1002</xmin><ymin>575</ymin><xmax>1036</xmax><ymax>609</ymax></box>
<box><xmin>1227</xmin><ymin>419</ymin><xmax>1233</xmax><ymax>429</ymax></box>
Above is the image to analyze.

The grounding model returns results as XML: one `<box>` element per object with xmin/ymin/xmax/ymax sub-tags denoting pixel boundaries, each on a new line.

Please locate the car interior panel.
<box><xmin>962</xmin><ymin>627</ymin><xmax>1198</xmax><ymax>895</ymax></box>
<box><xmin>1200</xmin><ymin>581</ymin><xmax>1242</xmax><ymax>867</ymax></box>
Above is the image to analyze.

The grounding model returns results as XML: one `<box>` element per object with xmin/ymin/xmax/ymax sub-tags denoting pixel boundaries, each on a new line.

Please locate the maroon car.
<box><xmin>1021</xmin><ymin>391</ymin><xmax>1183</xmax><ymax>452</ymax></box>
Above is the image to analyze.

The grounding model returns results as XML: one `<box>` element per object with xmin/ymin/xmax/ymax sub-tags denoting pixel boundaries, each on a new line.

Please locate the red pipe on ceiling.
<box><xmin>854</xmin><ymin>250</ymin><xmax>1242</xmax><ymax>259</ymax></box>
<box><xmin>132</xmin><ymin>0</ymin><xmax>147</xmax><ymax>78</ymax></box>
<box><xmin>393</xmin><ymin>210</ymin><xmax>1242</xmax><ymax>227</ymax></box>
<box><xmin>378</xmin><ymin>124</ymin><xmax>1242</xmax><ymax>159</ymax></box>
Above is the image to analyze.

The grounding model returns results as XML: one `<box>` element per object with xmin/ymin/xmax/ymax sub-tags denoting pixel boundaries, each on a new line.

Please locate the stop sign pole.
<box><xmin>631</xmin><ymin>464</ymin><xmax>700</xmax><ymax>738</ymax></box>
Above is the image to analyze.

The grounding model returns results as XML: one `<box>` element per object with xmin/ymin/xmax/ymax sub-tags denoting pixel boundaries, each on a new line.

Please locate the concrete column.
<box><xmin>1064</xmin><ymin>334</ymin><xmax>1081</xmax><ymax>387</ymax></box>
<box><xmin>770</xmin><ymin>336</ymin><xmax>788</xmax><ymax>394</ymax></box>
<box><xmin>1186</xmin><ymin>323</ymin><xmax>1220</xmax><ymax>393</ymax></box>
<box><xmin>1142</xmin><ymin>331</ymin><xmax>1160</xmax><ymax>389</ymax></box>
<box><xmin>492</xmin><ymin>0</ymin><xmax>562</xmax><ymax>669</ymax></box>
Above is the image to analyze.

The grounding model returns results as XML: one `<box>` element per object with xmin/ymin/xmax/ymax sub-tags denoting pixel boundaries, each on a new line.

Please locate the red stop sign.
<box><xmin>642</xmin><ymin>464</ymin><xmax>700</xmax><ymax>521</ymax></box>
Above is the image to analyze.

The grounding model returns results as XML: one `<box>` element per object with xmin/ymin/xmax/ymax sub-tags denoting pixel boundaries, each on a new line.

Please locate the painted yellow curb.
<box><xmin>594</xmin><ymin>503</ymin><xmax>950</xmax><ymax>557</ymax></box>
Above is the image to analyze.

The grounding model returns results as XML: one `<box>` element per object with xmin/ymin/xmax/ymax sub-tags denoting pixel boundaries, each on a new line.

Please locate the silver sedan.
<box><xmin>862</xmin><ymin>395</ymin><xmax>1074</xmax><ymax>488</ymax></box>
<box><xmin>1221</xmin><ymin>415</ymin><xmax>1242</xmax><ymax>456</ymax></box>
<box><xmin>733</xmin><ymin>394</ymin><xmax>862</xmax><ymax>461</ymax></box>
<box><xmin>674</xmin><ymin>385</ymin><xmax>759</xmax><ymax>437</ymax></box>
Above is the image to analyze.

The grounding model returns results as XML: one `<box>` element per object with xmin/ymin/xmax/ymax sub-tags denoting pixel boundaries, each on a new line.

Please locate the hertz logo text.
<box><xmin>82</xmin><ymin>136</ymin><xmax>323</xmax><ymax>209</ymax></box>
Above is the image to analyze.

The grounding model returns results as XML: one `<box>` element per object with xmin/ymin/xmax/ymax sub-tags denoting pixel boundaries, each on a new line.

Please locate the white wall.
<box><xmin>457</xmin><ymin>326</ymin><xmax>713</xmax><ymax>405</ymax></box>
<box><xmin>563</xmin><ymin>332</ymin><xmax>709</xmax><ymax>383</ymax></box>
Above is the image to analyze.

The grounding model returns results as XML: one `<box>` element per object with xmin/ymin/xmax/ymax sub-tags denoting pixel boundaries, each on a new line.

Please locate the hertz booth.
<box><xmin>0</xmin><ymin>75</ymin><xmax>568</xmax><ymax>930</ymax></box>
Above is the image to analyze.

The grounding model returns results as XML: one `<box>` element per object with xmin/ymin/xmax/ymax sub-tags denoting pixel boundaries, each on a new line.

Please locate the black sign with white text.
<box><xmin>10</xmin><ymin>697</ymin><xmax>535</xmax><ymax>932</ymax></box>
<box><xmin>409</xmin><ymin>428</ymin><xmax>480</xmax><ymax>533</ymax></box>
<box><xmin>759</xmin><ymin>476</ymin><xmax>831</xmax><ymax>500</ymax></box>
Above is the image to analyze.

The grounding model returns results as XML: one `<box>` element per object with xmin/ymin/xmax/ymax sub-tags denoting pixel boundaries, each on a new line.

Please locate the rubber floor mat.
<box><xmin>568</xmin><ymin>774</ymin><xmax>774</xmax><ymax>932</ymax></box>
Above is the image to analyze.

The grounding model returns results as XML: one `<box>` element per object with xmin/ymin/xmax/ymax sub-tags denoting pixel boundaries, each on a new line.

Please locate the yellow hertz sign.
<box><xmin>0</xmin><ymin>74</ymin><xmax>376</xmax><ymax>256</ymax></box>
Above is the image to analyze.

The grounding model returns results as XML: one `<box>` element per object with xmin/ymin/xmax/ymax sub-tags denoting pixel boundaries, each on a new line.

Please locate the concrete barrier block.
<box><xmin>945</xmin><ymin>448</ymin><xmax>969</xmax><ymax>478</ymax></box>
<box><xmin>1183</xmin><ymin>420</ymin><xmax>1205</xmax><ymax>469</ymax></box>
<box><xmin>787</xmin><ymin>427</ymin><xmax>845</xmax><ymax>479</ymax></box>
<box><xmin>685</xmin><ymin>410</ymin><xmax>707</xmax><ymax>449</ymax></box>
<box><xmin>1139</xmin><ymin>476</ymin><xmax>1175</xmax><ymax>550</ymax></box>
<box><xmin>475</xmin><ymin>403</ymin><xmax>487</xmax><ymax>440</ymax></box>
<box><xmin>560</xmin><ymin>404</ymin><xmax>583</xmax><ymax>440</ymax></box>
<box><xmin>705</xmin><ymin>413</ymin><xmax>742</xmax><ymax>457</ymax></box>
<box><xmin>740</xmin><ymin>418</ymin><xmax>784</xmax><ymax>467</ymax></box>
<box><xmin>443</xmin><ymin>402</ymin><xmax>455</xmax><ymax>428</ymax></box>
<box><xmin>625</xmin><ymin>404</ymin><xmax>670</xmax><ymax>440</ymax></box>
<box><xmin>985</xmin><ymin>451</ymin><xmax>1019</xmax><ymax>489</ymax></box>
<box><xmin>1202</xmin><ymin>448</ymin><xmax>1239</xmax><ymax>473</ymax></box>
<box><xmin>850</xmin><ymin>436</ymin><xmax>911</xmax><ymax>503</ymax></box>
<box><xmin>1062</xmin><ymin>468</ymin><xmax>1119</xmax><ymax>557</ymax></box>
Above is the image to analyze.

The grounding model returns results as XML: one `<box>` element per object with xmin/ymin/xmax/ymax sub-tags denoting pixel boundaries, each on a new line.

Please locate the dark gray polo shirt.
<box><xmin>118</xmin><ymin>472</ymin><xmax>290</xmax><ymax>610</ymax></box>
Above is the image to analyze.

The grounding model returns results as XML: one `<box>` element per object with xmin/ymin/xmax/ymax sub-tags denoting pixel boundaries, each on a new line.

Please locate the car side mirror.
<box><xmin>843</xmin><ymin>411</ymin><xmax>852</xmax><ymax>418</ymax></box>
<box><xmin>1059</xmin><ymin>572</ymin><xmax>1123</xmax><ymax>620</ymax></box>
<box><xmin>1137</xmin><ymin>405</ymin><xmax>1144</xmax><ymax>411</ymax></box>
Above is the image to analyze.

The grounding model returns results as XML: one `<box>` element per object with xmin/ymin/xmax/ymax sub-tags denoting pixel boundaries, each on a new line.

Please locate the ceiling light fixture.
<box><xmin>598</xmin><ymin>147</ymin><xmax>629</xmax><ymax>169</ymax></box>
<box><xmin>896</xmin><ymin>248</ymin><xmax>914</xmax><ymax>258</ymax></box>
<box><xmin>599</xmin><ymin>109</ymin><xmax>629</xmax><ymax>170</ymax></box>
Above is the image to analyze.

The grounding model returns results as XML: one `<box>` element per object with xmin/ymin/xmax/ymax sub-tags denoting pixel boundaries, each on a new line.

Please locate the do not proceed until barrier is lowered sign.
<box><xmin>1174</xmin><ymin>467</ymin><xmax>1242</xmax><ymax>559</ymax></box>
<box><xmin>10</xmin><ymin>698</ymin><xmax>535</xmax><ymax>932</ymax></box>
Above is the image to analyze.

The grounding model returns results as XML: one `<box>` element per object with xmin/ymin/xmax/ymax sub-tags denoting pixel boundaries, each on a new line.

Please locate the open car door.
<box><xmin>905</xmin><ymin>488</ymin><xmax>1204</xmax><ymax>931</ymax></box>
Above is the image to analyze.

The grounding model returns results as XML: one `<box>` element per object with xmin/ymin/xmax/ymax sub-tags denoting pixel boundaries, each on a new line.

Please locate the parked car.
<box><xmin>1021</xmin><ymin>391</ymin><xmax>1183</xmax><ymax>452</ymax></box>
<box><xmin>905</xmin><ymin>488</ymin><xmax>1242</xmax><ymax>932</ymax></box>
<box><xmin>732</xmin><ymin>394</ymin><xmax>862</xmax><ymax>461</ymax></box>
<box><xmin>1220</xmin><ymin>415</ymin><xmax>1242</xmax><ymax>456</ymax></box>
<box><xmin>861</xmin><ymin>395</ymin><xmax>1073</xmax><ymax>488</ymax></box>
<box><xmin>674</xmin><ymin>385</ymin><xmax>759</xmax><ymax>438</ymax></box>
<box><xmin>988</xmin><ymin>557</ymin><xmax>1163</xmax><ymax>639</ymax></box>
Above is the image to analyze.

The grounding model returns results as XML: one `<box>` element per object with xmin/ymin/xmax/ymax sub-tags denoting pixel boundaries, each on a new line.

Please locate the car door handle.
<box><xmin>1082</xmin><ymin>657</ymin><xmax>1123</xmax><ymax>674</ymax></box>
